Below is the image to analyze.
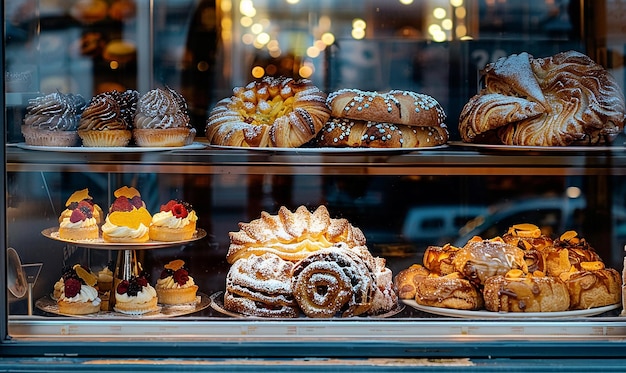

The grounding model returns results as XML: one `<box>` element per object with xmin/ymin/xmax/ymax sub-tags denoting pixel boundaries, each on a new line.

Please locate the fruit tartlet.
<box><xmin>156</xmin><ymin>259</ymin><xmax>199</xmax><ymax>305</ymax></box>
<box><xmin>149</xmin><ymin>199</ymin><xmax>198</xmax><ymax>241</ymax></box>
<box><xmin>114</xmin><ymin>273</ymin><xmax>159</xmax><ymax>314</ymax></box>
<box><xmin>56</xmin><ymin>264</ymin><xmax>101</xmax><ymax>315</ymax></box>
<box><xmin>59</xmin><ymin>188</ymin><xmax>104</xmax><ymax>225</ymax></box>
<box><xmin>101</xmin><ymin>186</ymin><xmax>152</xmax><ymax>243</ymax></box>
<box><xmin>58</xmin><ymin>199</ymin><xmax>100</xmax><ymax>241</ymax></box>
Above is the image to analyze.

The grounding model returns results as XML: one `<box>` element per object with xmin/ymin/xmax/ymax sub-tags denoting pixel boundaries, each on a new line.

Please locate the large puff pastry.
<box><xmin>206</xmin><ymin>76</ymin><xmax>331</xmax><ymax>148</ymax></box>
<box><xmin>459</xmin><ymin>50</ymin><xmax>626</xmax><ymax>146</ymax></box>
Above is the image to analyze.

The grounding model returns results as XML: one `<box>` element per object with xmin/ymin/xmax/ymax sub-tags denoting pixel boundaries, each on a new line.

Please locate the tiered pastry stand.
<box><xmin>37</xmin><ymin>227</ymin><xmax>210</xmax><ymax>317</ymax></box>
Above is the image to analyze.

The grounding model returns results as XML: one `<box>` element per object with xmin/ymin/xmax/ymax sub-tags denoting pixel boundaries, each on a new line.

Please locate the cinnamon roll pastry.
<box><xmin>483</xmin><ymin>270</ymin><xmax>570</xmax><ymax>312</ymax></box>
<box><xmin>393</xmin><ymin>264</ymin><xmax>431</xmax><ymax>299</ymax></box>
<box><xmin>453</xmin><ymin>236</ymin><xmax>528</xmax><ymax>286</ymax></box>
<box><xmin>502</xmin><ymin>224</ymin><xmax>552</xmax><ymax>273</ymax></box>
<box><xmin>224</xmin><ymin>253</ymin><xmax>299</xmax><ymax>318</ymax></box>
<box><xmin>227</xmin><ymin>205</ymin><xmax>366</xmax><ymax>264</ymax></box>
<box><xmin>559</xmin><ymin>261</ymin><xmax>621</xmax><ymax>309</ymax></box>
<box><xmin>459</xmin><ymin>50</ymin><xmax>626</xmax><ymax>146</ymax></box>
<box><xmin>291</xmin><ymin>248</ymin><xmax>376</xmax><ymax>318</ymax></box>
<box><xmin>414</xmin><ymin>272</ymin><xmax>484</xmax><ymax>310</ymax></box>
<box><xmin>423</xmin><ymin>244</ymin><xmax>460</xmax><ymax>276</ymax></box>
<box><xmin>205</xmin><ymin>76</ymin><xmax>330</xmax><ymax>147</ymax></box>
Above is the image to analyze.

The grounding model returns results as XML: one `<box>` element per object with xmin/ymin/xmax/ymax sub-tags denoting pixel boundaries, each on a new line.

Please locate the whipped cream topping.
<box><xmin>60</xmin><ymin>216</ymin><xmax>97</xmax><ymax>229</ymax></box>
<box><xmin>102</xmin><ymin>216</ymin><xmax>149</xmax><ymax>239</ymax></box>
<box><xmin>115</xmin><ymin>283</ymin><xmax>157</xmax><ymax>304</ymax></box>
<box><xmin>134</xmin><ymin>87</ymin><xmax>190</xmax><ymax>129</ymax></box>
<box><xmin>151</xmin><ymin>210</ymin><xmax>197</xmax><ymax>229</ymax></box>
<box><xmin>23</xmin><ymin>92</ymin><xmax>86</xmax><ymax>131</ymax></box>
<box><xmin>60</xmin><ymin>284</ymin><xmax>101</xmax><ymax>305</ymax></box>
<box><xmin>78</xmin><ymin>94</ymin><xmax>128</xmax><ymax>131</ymax></box>
<box><xmin>156</xmin><ymin>275</ymin><xmax>196</xmax><ymax>290</ymax></box>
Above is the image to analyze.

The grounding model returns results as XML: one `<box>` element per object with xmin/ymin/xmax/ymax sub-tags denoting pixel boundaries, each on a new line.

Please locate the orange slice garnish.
<box><xmin>73</xmin><ymin>264</ymin><xmax>97</xmax><ymax>287</ymax></box>
<box><xmin>65</xmin><ymin>188</ymin><xmax>92</xmax><ymax>206</ymax></box>
<box><xmin>164</xmin><ymin>259</ymin><xmax>185</xmax><ymax>271</ymax></box>
<box><xmin>114</xmin><ymin>186</ymin><xmax>141</xmax><ymax>199</ymax></box>
<box><xmin>108</xmin><ymin>207</ymin><xmax>152</xmax><ymax>229</ymax></box>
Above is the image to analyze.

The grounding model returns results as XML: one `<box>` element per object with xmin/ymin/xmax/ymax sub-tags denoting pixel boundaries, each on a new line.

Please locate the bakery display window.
<box><xmin>4</xmin><ymin>0</ymin><xmax>626</xmax><ymax>369</ymax></box>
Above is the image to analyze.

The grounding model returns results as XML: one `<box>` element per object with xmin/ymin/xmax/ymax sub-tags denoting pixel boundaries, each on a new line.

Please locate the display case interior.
<box><xmin>4</xmin><ymin>0</ymin><xmax>626</xmax><ymax>366</ymax></box>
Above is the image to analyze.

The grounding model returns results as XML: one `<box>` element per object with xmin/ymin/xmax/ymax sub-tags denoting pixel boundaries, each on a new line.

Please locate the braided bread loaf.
<box><xmin>315</xmin><ymin>89</ymin><xmax>448</xmax><ymax>148</ymax></box>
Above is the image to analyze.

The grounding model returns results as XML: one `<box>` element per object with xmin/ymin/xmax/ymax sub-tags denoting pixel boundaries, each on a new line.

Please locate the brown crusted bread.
<box><xmin>458</xmin><ymin>93</ymin><xmax>546</xmax><ymax>143</ymax></box>
<box><xmin>459</xmin><ymin>50</ymin><xmax>626</xmax><ymax>146</ymax></box>
<box><xmin>414</xmin><ymin>272</ymin><xmax>484</xmax><ymax>310</ymax></box>
<box><xmin>393</xmin><ymin>264</ymin><xmax>431</xmax><ymax>299</ymax></box>
<box><xmin>315</xmin><ymin>118</ymin><xmax>448</xmax><ymax>148</ymax></box>
<box><xmin>560</xmin><ymin>265</ymin><xmax>621</xmax><ymax>310</ymax></box>
<box><xmin>483</xmin><ymin>273</ymin><xmax>570</xmax><ymax>312</ymax></box>
<box><xmin>205</xmin><ymin>76</ymin><xmax>330</xmax><ymax>148</ymax></box>
<box><xmin>423</xmin><ymin>244</ymin><xmax>460</xmax><ymax>275</ymax></box>
<box><xmin>327</xmin><ymin>89</ymin><xmax>447</xmax><ymax>128</ymax></box>
<box><xmin>452</xmin><ymin>237</ymin><xmax>528</xmax><ymax>285</ymax></box>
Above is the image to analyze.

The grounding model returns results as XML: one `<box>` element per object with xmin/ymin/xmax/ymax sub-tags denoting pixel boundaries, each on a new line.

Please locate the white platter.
<box><xmin>15</xmin><ymin>142</ymin><xmax>206</xmax><ymax>152</ymax></box>
<box><xmin>41</xmin><ymin>227</ymin><xmax>207</xmax><ymax>250</ymax></box>
<box><xmin>402</xmin><ymin>299</ymin><xmax>620</xmax><ymax>319</ymax></box>
<box><xmin>206</xmin><ymin>144</ymin><xmax>447</xmax><ymax>154</ymax></box>
<box><xmin>450</xmin><ymin>141</ymin><xmax>626</xmax><ymax>152</ymax></box>
<box><xmin>210</xmin><ymin>291</ymin><xmax>405</xmax><ymax>319</ymax></box>
<box><xmin>36</xmin><ymin>292</ymin><xmax>211</xmax><ymax>318</ymax></box>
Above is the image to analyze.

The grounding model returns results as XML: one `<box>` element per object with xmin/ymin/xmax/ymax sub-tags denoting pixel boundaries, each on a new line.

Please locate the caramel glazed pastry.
<box><xmin>205</xmin><ymin>76</ymin><xmax>331</xmax><ymax>147</ymax></box>
<box><xmin>459</xmin><ymin>50</ymin><xmax>626</xmax><ymax>146</ymax></box>
<box><xmin>315</xmin><ymin>89</ymin><xmax>448</xmax><ymax>148</ymax></box>
<box><xmin>223</xmin><ymin>205</ymin><xmax>398</xmax><ymax>318</ymax></box>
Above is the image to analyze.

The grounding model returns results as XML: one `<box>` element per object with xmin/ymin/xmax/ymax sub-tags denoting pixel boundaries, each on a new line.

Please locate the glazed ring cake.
<box><xmin>452</xmin><ymin>236</ymin><xmax>528</xmax><ymax>286</ymax></box>
<box><xmin>226</xmin><ymin>205</ymin><xmax>366</xmax><ymax>264</ymax></box>
<box><xmin>459</xmin><ymin>50</ymin><xmax>626</xmax><ymax>146</ymax></box>
<box><xmin>315</xmin><ymin>118</ymin><xmax>447</xmax><ymax>148</ymax></box>
<box><xmin>559</xmin><ymin>261</ymin><xmax>621</xmax><ymax>310</ymax></box>
<box><xmin>205</xmin><ymin>76</ymin><xmax>331</xmax><ymax>147</ymax></box>
<box><xmin>413</xmin><ymin>272</ymin><xmax>484</xmax><ymax>311</ymax></box>
<box><xmin>224</xmin><ymin>253</ymin><xmax>298</xmax><ymax>318</ymax></box>
<box><xmin>483</xmin><ymin>270</ymin><xmax>570</xmax><ymax>312</ymax></box>
<box><xmin>291</xmin><ymin>248</ymin><xmax>376</xmax><ymax>318</ymax></box>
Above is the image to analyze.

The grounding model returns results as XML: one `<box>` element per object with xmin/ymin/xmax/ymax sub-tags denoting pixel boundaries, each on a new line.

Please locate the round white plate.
<box><xmin>15</xmin><ymin>142</ymin><xmax>206</xmax><ymax>152</ymax></box>
<box><xmin>210</xmin><ymin>291</ymin><xmax>405</xmax><ymax>319</ymax></box>
<box><xmin>402</xmin><ymin>299</ymin><xmax>620</xmax><ymax>318</ymax></box>
<box><xmin>450</xmin><ymin>141</ymin><xmax>626</xmax><ymax>152</ymax></box>
<box><xmin>206</xmin><ymin>144</ymin><xmax>447</xmax><ymax>153</ymax></box>
<box><xmin>41</xmin><ymin>227</ymin><xmax>207</xmax><ymax>250</ymax></box>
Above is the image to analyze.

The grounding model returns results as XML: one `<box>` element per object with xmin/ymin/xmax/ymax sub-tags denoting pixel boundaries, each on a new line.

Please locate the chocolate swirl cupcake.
<box><xmin>133</xmin><ymin>86</ymin><xmax>195</xmax><ymax>147</ymax></box>
<box><xmin>78</xmin><ymin>90</ymin><xmax>138</xmax><ymax>147</ymax></box>
<box><xmin>21</xmin><ymin>92</ymin><xmax>87</xmax><ymax>146</ymax></box>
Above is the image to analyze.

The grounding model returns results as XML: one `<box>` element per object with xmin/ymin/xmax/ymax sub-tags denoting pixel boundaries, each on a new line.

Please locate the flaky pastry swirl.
<box><xmin>459</xmin><ymin>50</ymin><xmax>626</xmax><ymax>146</ymax></box>
<box><xmin>227</xmin><ymin>205</ymin><xmax>366</xmax><ymax>264</ymax></box>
